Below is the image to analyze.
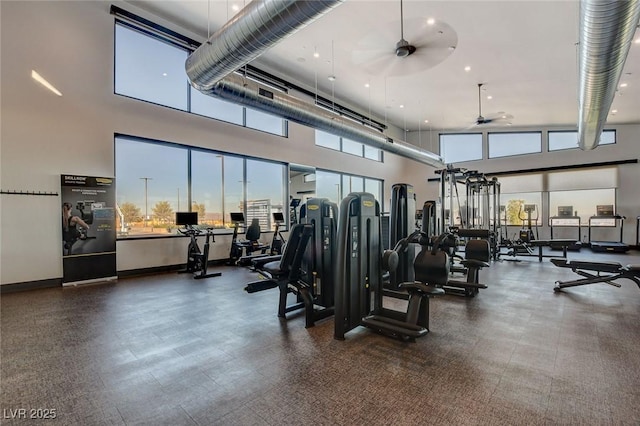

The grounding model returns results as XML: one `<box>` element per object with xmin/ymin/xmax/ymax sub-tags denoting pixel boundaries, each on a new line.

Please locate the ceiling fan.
<box><xmin>351</xmin><ymin>0</ymin><xmax>458</xmax><ymax>77</ymax></box>
<box><xmin>472</xmin><ymin>83</ymin><xmax>513</xmax><ymax>127</ymax></box>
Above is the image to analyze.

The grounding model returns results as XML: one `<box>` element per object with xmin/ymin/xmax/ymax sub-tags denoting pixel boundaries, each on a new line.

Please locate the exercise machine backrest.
<box><xmin>246</xmin><ymin>218</ymin><xmax>261</xmax><ymax>241</ymax></box>
<box><xmin>414</xmin><ymin>233</ymin><xmax>451</xmax><ymax>286</ymax></box>
<box><xmin>389</xmin><ymin>184</ymin><xmax>416</xmax><ymax>288</ymax></box>
<box><xmin>277</xmin><ymin>223</ymin><xmax>308</xmax><ymax>275</ymax></box>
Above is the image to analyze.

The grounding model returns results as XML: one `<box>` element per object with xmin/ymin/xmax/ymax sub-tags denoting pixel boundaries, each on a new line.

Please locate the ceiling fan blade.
<box><xmin>351</xmin><ymin>15</ymin><xmax>457</xmax><ymax>77</ymax></box>
<box><xmin>406</xmin><ymin>19</ymin><xmax>458</xmax><ymax>51</ymax></box>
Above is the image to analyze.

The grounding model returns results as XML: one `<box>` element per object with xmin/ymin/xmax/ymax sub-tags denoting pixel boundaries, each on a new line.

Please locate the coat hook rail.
<box><xmin>0</xmin><ymin>190</ymin><xmax>59</xmax><ymax>196</ymax></box>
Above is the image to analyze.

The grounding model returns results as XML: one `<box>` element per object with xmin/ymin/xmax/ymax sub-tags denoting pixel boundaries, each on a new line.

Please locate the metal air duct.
<box><xmin>578</xmin><ymin>0</ymin><xmax>640</xmax><ymax>150</ymax></box>
<box><xmin>186</xmin><ymin>0</ymin><xmax>444</xmax><ymax>167</ymax></box>
<box><xmin>186</xmin><ymin>0</ymin><xmax>343</xmax><ymax>91</ymax></box>
<box><xmin>199</xmin><ymin>74</ymin><xmax>444</xmax><ymax>168</ymax></box>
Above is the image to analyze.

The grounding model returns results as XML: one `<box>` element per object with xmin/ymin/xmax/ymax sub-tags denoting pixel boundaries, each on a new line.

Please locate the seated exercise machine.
<box><xmin>245</xmin><ymin>198</ymin><xmax>338</xmax><ymax>328</ymax></box>
<box><xmin>334</xmin><ymin>192</ymin><xmax>445</xmax><ymax>342</ymax></box>
<box><xmin>551</xmin><ymin>258</ymin><xmax>640</xmax><ymax>292</ymax></box>
<box><xmin>176</xmin><ymin>212</ymin><xmax>221</xmax><ymax>280</ymax></box>
<box><xmin>444</xmin><ymin>233</ymin><xmax>490</xmax><ymax>297</ymax></box>
<box><xmin>244</xmin><ymin>223</ymin><xmax>314</xmax><ymax>311</ymax></box>
<box><xmin>236</xmin><ymin>212</ymin><xmax>287</xmax><ymax>266</ymax></box>
<box><xmin>228</xmin><ymin>212</ymin><xmax>270</xmax><ymax>265</ymax></box>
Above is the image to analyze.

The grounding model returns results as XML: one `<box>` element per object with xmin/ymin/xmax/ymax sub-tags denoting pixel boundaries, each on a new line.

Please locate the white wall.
<box><xmin>0</xmin><ymin>1</ymin><xmax>437</xmax><ymax>285</ymax></box>
<box><xmin>406</xmin><ymin>124</ymin><xmax>640</xmax><ymax>243</ymax></box>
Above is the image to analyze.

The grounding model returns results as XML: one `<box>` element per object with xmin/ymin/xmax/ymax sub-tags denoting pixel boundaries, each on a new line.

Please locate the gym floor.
<box><xmin>2</xmin><ymin>249</ymin><xmax>639</xmax><ymax>425</ymax></box>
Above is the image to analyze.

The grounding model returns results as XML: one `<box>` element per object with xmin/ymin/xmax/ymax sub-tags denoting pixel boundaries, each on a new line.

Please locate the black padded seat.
<box><xmin>398</xmin><ymin>281</ymin><xmax>445</xmax><ymax>297</ymax></box>
<box><xmin>570</xmin><ymin>260</ymin><xmax>622</xmax><ymax>272</ymax></box>
<box><xmin>461</xmin><ymin>259</ymin><xmax>490</xmax><ymax>269</ymax></box>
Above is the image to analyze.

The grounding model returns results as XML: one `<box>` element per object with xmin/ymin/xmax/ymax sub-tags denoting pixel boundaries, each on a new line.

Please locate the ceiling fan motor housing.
<box><xmin>395</xmin><ymin>38</ymin><xmax>416</xmax><ymax>57</ymax></box>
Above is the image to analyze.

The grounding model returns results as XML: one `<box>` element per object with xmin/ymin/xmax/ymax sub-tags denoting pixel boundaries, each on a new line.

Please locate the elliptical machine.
<box><xmin>518</xmin><ymin>204</ymin><xmax>538</xmax><ymax>243</ymax></box>
<box><xmin>176</xmin><ymin>212</ymin><xmax>221</xmax><ymax>280</ymax></box>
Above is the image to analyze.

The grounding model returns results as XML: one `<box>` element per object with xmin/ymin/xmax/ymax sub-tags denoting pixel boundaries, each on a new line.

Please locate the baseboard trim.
<box><xmin>0</xmin><ymin>278</ymin><xmax>62</xmax><ymax>293</ymax></box>
<box><xmin>117</xmin><ymin>259</ymin><xmax>229</xmax><ymax>279</ymax></box>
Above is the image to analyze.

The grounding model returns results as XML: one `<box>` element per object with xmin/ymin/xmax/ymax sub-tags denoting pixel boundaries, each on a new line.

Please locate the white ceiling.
<box><xmin>129</xmin><ymin>0</ymin><xmax>640</xmax><ymax>133</ymax></box>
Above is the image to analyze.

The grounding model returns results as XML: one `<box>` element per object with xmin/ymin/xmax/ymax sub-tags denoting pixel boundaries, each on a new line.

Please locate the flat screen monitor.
<box><xmin>557</xmin><ymin>206</ymin><xmax>573</xmax><ymax>217</ymax></box>
<box><xmin>290</xmin><ymin>198</ymin><xmax>301</xmax><ymax>208</ymax></box>
<box><xmin>230</xmin><ymin>212</ymin><xmax>245</xmax><ymax>223</ymax></box>
<box><xmin>596</xmin><ymin>205</ymin><xmax>614</xmax><ymax>216</ymax></box>
<box><xmin>273</xmin><ymin>212</ymin><xmax>284</xmax><ymax>222</ymax></box>
<box><xmin>175</xmin><ymin>212</ymin><xmax>197</xmax><ymax>226</ymax></box>
<box><xmin>524</xmin><ymin>204</ymin><xmax>536</xmax><ymax>213</ymax></box>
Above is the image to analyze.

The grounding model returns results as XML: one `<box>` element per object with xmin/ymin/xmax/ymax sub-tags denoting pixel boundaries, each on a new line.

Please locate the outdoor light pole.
<box><xmin>140</xmin><ymin>177</ymin><xmax>152</xmax><ymax>227</ymax></box>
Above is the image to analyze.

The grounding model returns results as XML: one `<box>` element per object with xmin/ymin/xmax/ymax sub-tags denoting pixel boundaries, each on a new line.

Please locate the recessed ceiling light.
<box><xmin>620</xmin><ymin>83</ymin><xmax>628</xmax><ymax>88</ymax></box>
<box><xmin>399</xmin><ymin>104</ymin><xmax>404</xmax><ymax>108</ymax></box>
<box><xmin>487</xmin><ymin>95</ymin><xmax>493</xmax><ymax>100</ymax></box>
<box><xmin>364</xmin><ymin>83</ymin><xmax>370</xmax><ymax>88</ymax></box>
<box><xmin>327</xmin><ymin>75</ymin><xmax>336</xmax><ymax>82</ymax></box>
<box><xmin>313</xmin><ymin>52</ymin><xmax>320</xmax><ymax>58</ymax></box>
<box><xmin>501</xmin><ymin>115</ymin><xmax>506</xmax><ymax>119</ymax></box>
<box><xmin>427</xmin><ymin>18</ymin><xmax>435</xmax><ymax>25</ymax></box>
<box><xmin>424</xmin><ymin>120</ymin><xmax>429</xmax><ymax>123</ymax></box>
<box><xmin>464</xmin><ymin>66</ymin><xmax>471</xmax><ymax>72</ymax></box>
<box><xmin>635</xmin><ymin>38</ymin><xmax>640</xmax><ymax>44</ymax></box>
<box><xmin>231</xmin><ymin>4</ymin><xmax>239</xmax><ymax>11</ymax></box>
<box><xmin>612</xmin><ymin>109</ymin><xmax>618</xmax><ymax>114</ymax></box>
<box><xmin>31</xmin><ymin>70</ymin><xmax>62</xmax><ymax>96</ymax></box>
<box><xmin>162</xmin><ymin>72</ymin><xmax>167</xmax><ymax>76</ymax></box>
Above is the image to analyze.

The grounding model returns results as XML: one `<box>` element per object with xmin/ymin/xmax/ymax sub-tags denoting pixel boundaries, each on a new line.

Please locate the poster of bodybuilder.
<box><xmin>61</xmin><ymin>175</ymin><xmax>117</xmax><ymax>284</ymax></box>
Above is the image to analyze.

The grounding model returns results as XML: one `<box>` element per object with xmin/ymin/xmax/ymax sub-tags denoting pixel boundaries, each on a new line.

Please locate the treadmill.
<box><xmin>588</xmin><ymin>205</ymin><xmax>629</xmax><ymax>253</ymax></box>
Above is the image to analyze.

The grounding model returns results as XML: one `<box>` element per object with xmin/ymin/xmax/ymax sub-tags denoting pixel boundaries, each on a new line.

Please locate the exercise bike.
<box><xmin>176</xmin><ymin>212</ymin><xmax>221</xmax><ymax>280</ymax></box>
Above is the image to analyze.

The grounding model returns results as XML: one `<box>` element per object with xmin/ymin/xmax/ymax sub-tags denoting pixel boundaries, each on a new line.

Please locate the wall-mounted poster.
<box><xmin>61</xmin><ymin>175</ymin><xmax>116</xmax><ymax>285</ymax></box>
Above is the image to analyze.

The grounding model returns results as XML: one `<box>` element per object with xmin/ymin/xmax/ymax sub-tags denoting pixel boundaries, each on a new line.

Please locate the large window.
<box><xmin>247</xmin><ymin>159</ymin><xmax>285</xmax><ymax>231</ymax></box>
<box><xmin>314</xmin><ymin>130</ymin><xmax>383</xmax><ymax>162</ymax></box>
<box><xmin>316</xmin><ymin>170</ymin><xmax>383</xmax><ymax>208</ymax></box>
<box><xmin>548</xmin><ymin>129</ymin><xmax>616</xmax><ymax>151</ymax></box>
<box><xmin>114</xmin><ymin>22</ymin><xmax>287</xmax><ymax>137</ymax></box>
<box><xmin>499</xmin><ymin>174</ymin><xmax>544</xmax><ymax>226</ymax></box>
<box><xmin>488</xmin><ymin>132</ymin><xmax>542</xmax><ymax>158</ymax></box>
<box><xmin>547</xmin><ymin>167</ymin><xmax>617</xmax><ymax>225</ymax></box>
<box><xmin>439</xmin><ymin>133</ymin><xmax>483</xmax><ymax>163</ymax></box>
<box><xmin>115</xmin><ymin>24</ymin><xmax>188</xmax><ymax>110</ymax></box>
<box><xmin>190</xmin><ymin>88</ymin><xmax>244</xmax><ymax>125</ymax></box>
<box><xmin>115</xmin><ymin>135</ymin><xmax>287</xmax><ymax>237</ymax></box>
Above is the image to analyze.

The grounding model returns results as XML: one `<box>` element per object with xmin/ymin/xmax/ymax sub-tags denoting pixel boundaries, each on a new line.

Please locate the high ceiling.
<box><xmin>129</xmin><ymin>0</ymin><xmax>640</xmax><ymax>134</ymax></box>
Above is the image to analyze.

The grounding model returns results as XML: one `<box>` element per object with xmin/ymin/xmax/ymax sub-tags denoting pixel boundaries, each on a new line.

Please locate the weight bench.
<box><xmin>550</xmin><ymin>258</ymin><xmax>640</xmax><ymax>291</ymax></box>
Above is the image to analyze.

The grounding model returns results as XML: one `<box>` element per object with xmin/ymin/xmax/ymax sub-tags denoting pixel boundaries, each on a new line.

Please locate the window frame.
<box><xmin>439</xmin><ymin>132</ymin><xmax>484</xmax><ymax>163</ymax></box>
<box><xmin>488</xmin><ymin>131</ymin><xmax>542</xmax><ymax>159</ymax></box>
<box><xmin>548</xmin><ymin>129</ymin><xmax>616</xmax><ymax>152</ymax></box>
<box><xmin>114</xmin><ymin>134</ymin><xmax>288</xmax><ymax>240</ymax></box>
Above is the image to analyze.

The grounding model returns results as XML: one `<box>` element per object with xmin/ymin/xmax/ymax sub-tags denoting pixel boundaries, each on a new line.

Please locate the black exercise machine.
<box><xmin>176</xmin><ymin>212</ymin><xmax>221</xmax><ymax>280</ymax></box>
<box><xmin>228</xmin><ymin>212</ymin><xmax>269</xmax><ymax>265</ymax></box>
<box><xmin>388</xmin><ymin>183</ymin><xmax>416</xmax><ymax>289</ymax></box>
<box><xmin>518</xmin><ymin>204</ymin><xmax>538</xmax><ymax>243</ymax></box>
<box><xmin>549</xmin><ymin>206</ymin><xmax>582</xmax><ymax>251</ymax></box>
<box><xmin>243</xmin><ymin>223</ymin><xmax>314</xmax><ymax>308</ymax></box>
<box><xmin>245</xmin><ymin>198</ymin><xmax>338</xmax><ymax>328</ymax></box>
<box><xmin>588</xmin><ymin>205</ymin><xmax>629</xmax><ymax>253</ymax></box>
<box><xmin>236</xmin><ymin>212</ymin><xmax>287</xmax><ymax>266</ymax></box>
<box><xmin>551</xmin><ymin>258</ymin><xmax>640</xmax><ymax>291</ymax></box>
<box><xmin>334</xmin><ymin>192</ymin><xmax>445</xmax><ymax>342</ymax></box>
